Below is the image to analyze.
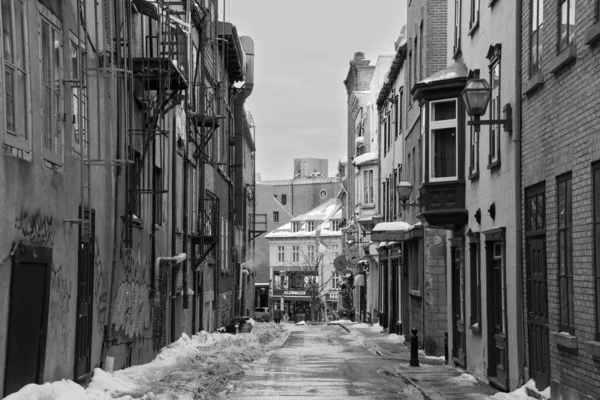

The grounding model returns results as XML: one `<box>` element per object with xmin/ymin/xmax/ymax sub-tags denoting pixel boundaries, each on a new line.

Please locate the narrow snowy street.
<box><xmin>227</xmin><ymin>323</ymin><xmax>423</xmax><ymax>399</ymax></box>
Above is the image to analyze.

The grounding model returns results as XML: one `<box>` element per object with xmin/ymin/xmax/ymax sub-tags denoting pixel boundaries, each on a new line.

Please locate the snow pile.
<box><xmin>6</xmin><ymin>324</ymin><xmax>286</xmax><ymax>400</ymax></box>
<box><xmin>418</xmin><ymin>349</ymin><xmax>445</xmax><ymax>360</ymax></box>
<box><xmin>485</xmin><ymin>379</ymin><xmax>548</xmax><ymax>400</ymax></box>
<box><xmin>385</xmin><ymin>333</ymin><xmax>405</xmax><ymax>343</ymax></box>
<box><xmin>447</xmin><ymin>373</ymin><xmax>478</xmax><ymax>385</ymax></box>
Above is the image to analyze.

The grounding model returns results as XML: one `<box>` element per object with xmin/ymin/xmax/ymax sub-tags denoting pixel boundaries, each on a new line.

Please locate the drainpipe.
<box><xmin>515</xmin><ymin>2</ymin><xmax>525</xmax><ymax>387</ymax></box>
<box><xmin>154</xmin><ymin>253</ymin><xmax>187</xmax><ymax>294</ymax></box>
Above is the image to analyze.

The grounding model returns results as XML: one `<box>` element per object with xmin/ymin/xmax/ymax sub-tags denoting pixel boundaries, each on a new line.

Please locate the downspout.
<box><xmin>515</xmin><ymin>2</ymin><xmax>525</xmax><ymax>386</ymax></box>
<box><xmin>171</xmin><ymin>110</ymin><xmax>178</xmax><ymax>341</ymax></box>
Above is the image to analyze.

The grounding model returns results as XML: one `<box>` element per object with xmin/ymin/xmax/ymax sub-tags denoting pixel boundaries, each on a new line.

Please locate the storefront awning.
<box><xmin>372</xmin><ymin>221</ymin><xmax>411</xmax><ymax>242</ymax></box>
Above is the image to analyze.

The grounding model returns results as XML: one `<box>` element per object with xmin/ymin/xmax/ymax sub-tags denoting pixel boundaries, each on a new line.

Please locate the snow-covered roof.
<box><xmin>419</xmin><ymin>62</ymin><xmax>468</xmax><ymax>85</ymax></box>
<box><xmin>265</xmin><ymin>198</ymin><xmax>343</xmax><ymax>239</ymax></box>
<box><xmin>256</xmin><ymin>177</ymin><xmax>338</xmax><ymax>186</ymax></box>
<box><xmin>372</xmin><ymin>221</ymin><xmax>412</xmax><ymax>232</ymax></box>
<box><xmin>352</xmin><ymin>152</ymin><xmax>378</xmax><ymax>166</ymax></box>
<box><xmin>338</xmin><ymin>156</ymin><xmax>348</xmax><ymax>164</ymax></box>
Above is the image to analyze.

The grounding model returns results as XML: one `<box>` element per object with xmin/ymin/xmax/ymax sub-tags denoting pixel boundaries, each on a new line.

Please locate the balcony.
<box><xmin>418</xmin><ymin>181</ymin><xmax>467</xmax><ymax>229</ymax></box>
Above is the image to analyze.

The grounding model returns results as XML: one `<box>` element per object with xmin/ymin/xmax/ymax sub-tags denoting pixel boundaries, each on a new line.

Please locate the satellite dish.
<box><xmin>333</xmin><ymin>255</ymin><xmax>349</xmax><ymax>271</ymax></box>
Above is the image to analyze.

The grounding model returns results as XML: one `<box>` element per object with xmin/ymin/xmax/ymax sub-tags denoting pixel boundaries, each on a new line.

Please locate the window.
<box><xmin>454</xmin><ymin>0</ymin><xmax>462</xmax><ymax>55</ymax></box>
<box><xmin>398</xmin><ymin>89</ymin><xmax>403</xmax><ymax>137</ymax></box>
<box><xmin>593</xmin><ymin>163</ymin><xmax>600</xmax><ymax>340</ymax></box>
<box><xmin>330</xmin><ymin>220</ymin><xmax>340</xmax><ymax>231</ymax></box>
<box><xmin>2</xmin><ymin>0</ymin><xmax>29</xmax><ymax>149</ymax></box>
<box><xmin>278</xmin><ymin>246</ymin><xmax>285</xmax><ymax>263</ymax></box>
<box><xmin>419</xmin><ymin>23</ymin><xmax>423</xmax><ymax>80</ymax></box>
<box><xmin>306</xmin><ymin>221</ymin><xmax>315</xmax><ymax>231</ymax></box>
<box><xmin>292</xmin><ymin>221</ymin><xmax>300</xmax><ymax>232</ymax></box>
<box><xmin>469</xmin><ymin>127</ymin><xmax>479</xmax><ymax>176</ymax></box>
<box><xmin>393</xmin><ymin>168</ymin><xmax>398</xmax><ymax>218</ymax></box>
<box><xmin>153</xmin><ymin>167</ymin><xmax>163</xmax><ymax>225</ymax></box>
<box><xmin>489</xmin><ymin>59</ymin><xmax>501</xmax><ymax>166</ymax></box>
<box><xmin>319</xmin><ymin>189</ymin><xmax>327</xmax><ymax>199</ymax></box>
<box><xmin>382</xmin><ymin>180</ymin><xmax>388</xmax><ymax>220</ymax></box>
<box><xmin>530</xmin><ymin>0</ymin><xmax>544</xmax><ymax>76</ymax></box>
<box><xmin>70</xmin><ymin>35</ymin><xmax>88</xmax><ymax>154</ymax></box>
<box><xmin>273</xmin><ymin>211</ymin><xmax>279</xmax><ymax>222</ymax></box>
<box><xmin>332</xmin><ymin>271</ymin><xmax>340</xmax><ymax>289</ymax></box>
<box><xmin>307</xmin><ymin>245</ymin><xmax>315</xmax><ymax>263</ymax></box>
<box><xmin>40</xmin><ymin>12</ymin><xmax>63</xmax><ymax>164</ymax></box>
<box><xmin>470</xmin><ymin>0</ymin><xmax>480</xmax><ymax>30</ymax></box>
<box><xmin>558</xmin><ymin>0</ymin><xmax>575</xmax><ymax>53</ymax></box>
<box><xmin>413</xmin><ymin>36</ymin><xmax>418</xmax><ymax>83</ymax></box>
<box><xmin>292</xmin><ymin>245</ymin><xmax>299</xmax><ymax>262</ymax></box>
<box><xmin>557</xmin><ymin>173</ymin><xmax>574</xmax><ymax>333</ymax></box>
<box><xmin>364</xmin><ymin>169</ymin><xmax>373</xmax><ymax>204</ymax></box>
<box><xmin>281</xmin><ymin>194</ymin><xmax>287</xmax><ymax>205</ymax></box>
<box><xmin>429</xmin><ymin>99</ymin><xmax>458</xmax><ymax>181</ymax></box>
<box><xmin>469</xmin><ymin>237</ymin><xmax>481</xmax><ymax>329</ymax></box>
<box><xmin>408</xmin><ymin>50</ymin><xmax>412</xmax><ymax>90</ymax></box>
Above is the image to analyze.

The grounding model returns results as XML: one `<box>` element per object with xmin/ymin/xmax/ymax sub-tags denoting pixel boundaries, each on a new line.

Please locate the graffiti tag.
<box><xmin>14</xmin><ymin>208</ymin><xmax>55</xmax><ymax>245</ymax></box>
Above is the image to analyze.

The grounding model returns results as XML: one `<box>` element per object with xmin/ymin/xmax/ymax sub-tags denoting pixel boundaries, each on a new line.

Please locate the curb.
<box><xmin>398</xmin><ymin>374</ymin><xmax>447</xmax><ymax>400</ymax></box>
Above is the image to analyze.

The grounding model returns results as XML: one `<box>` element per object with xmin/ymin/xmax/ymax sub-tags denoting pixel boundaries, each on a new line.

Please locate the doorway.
<box><xmin>525</xmin><ymin>184</ymin><xmax>550</xmax><ymax>390</ymax></box>
<box><xmin>4</xmin><ymin>244</ymin><xmax>52</xmax><ymax>397</ymax></box>
<box><xmin>451</xmin><ymin>239</ymin><xmax>466</xmax><ymax>367</ymax></box>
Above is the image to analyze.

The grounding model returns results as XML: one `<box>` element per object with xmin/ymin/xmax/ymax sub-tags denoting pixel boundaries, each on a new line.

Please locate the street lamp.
<box><xmin>396</xmin><ymin>180</ymin><xmax>420</xmax><ymax>208</ymax></box>
<box><xmin>461</xmin><ymin>78</ymin><xmax>512</xmax><ymax>133</ymax></box>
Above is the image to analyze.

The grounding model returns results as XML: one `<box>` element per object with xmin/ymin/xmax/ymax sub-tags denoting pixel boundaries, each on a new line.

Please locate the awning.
<box><xmin>354</xmin><ymin>274</ymin><xmax>365</xmax><ymax>287</ymax></box>
<box><xmin>372</xmin><ymin>221</ymin><xmax>411</xmax><ymax>242</ymax></box>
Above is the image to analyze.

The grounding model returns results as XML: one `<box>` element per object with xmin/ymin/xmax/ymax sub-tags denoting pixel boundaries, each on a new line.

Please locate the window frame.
<box><xmin>2</xmin><ymin>0</ymin><xmax>31</xmax><ymax>151</ymax></box>
<box><xmin>330</xmin><ymin>220</ymin><xmax>340</xmax><ymax>231</ymax></box>
<box><xmin>469</xmin><ymin>235</ymin><xmax>482</xmax><ymax>331</ymax></box>
<box><xmin>292</xmin><ymin>245</ymin><xmax>299</xmax><ymax>263</ymax></box>
<box><xmin>292</xmin><ymin>221</ymin><xmax>300</xmax><ymax>232</ymax></box>
<box><xmin>469</xmin><ymin>126</ymin><xmax>479</xmax><ymax>178</ymax></box>
<box><xmin>593</xmin><ymin>163</ymin><xmax>600</xmax><ymax>341</ymax></box>
<box><xmin>530</xmin><ymin>0</ymin><xmax>544</xmax><ymax>76</ymax></box>
<box><xmin>70</xmin><ymin>32</ymin><xmax>88</xmax><ymax>155</ymax></box>
<box><xmin>363</xmin><ymin>169</ymin><xmax>374</xmax><ymax>205</ymax></box>
<box><xmin>39</xmin><ymin>7</ymin><xmax>64</xmax><ymax>165</ymax></box>
<box><xmin>307</xmin><ymin>244</ymin><xmax>315</xmax><ymax>263</ymax></box>
<box><xmin>469</xmin><ymin>0</ymin><xmax>480</xmax><ymax>31</ymax></box>
<box><xmin>331</xmin><ymin>271</ymin><xmax>340</xmax><ymax>289</ymax></box>
<box><xmin>557</xmin><ymin>0</ymin><xmax>576</xmax><ymax>53</ymax></box>
<box><xmin>281</xmin><ymin>194</ymin><xmax>287</xmax><ymax>205</ymax></box>
<box><xmin>429</xmin><ymin>99</ymin><xmax>459</xmax><ymax>182</ymax></box>
<box><xmin>273</xmin><ymin>211</ymin><xmax>279</xmax><ymax>222</ymax></box>
<box><xmin>277</xmin><ymin>245</ymin><xmax>285</xmax><ymax>263</ymax></box>
<box><xmin>306</xmin><ymin>221</ymin><xmax>315</xmax><ymax>231</ymax></box>
<box><xmin>454</xmin><ymin>0</ymin><xmax>462</xmax><ymax>56</ymax></box>
<box><xmin>488</xmin><ymin>58</ymin><xmax>501</xmax><ymax>167</ymax></box>
<box><xmin>557</xmin><ymin>173</ymin><xmax>574</xmax><ymax>334</ymax></box>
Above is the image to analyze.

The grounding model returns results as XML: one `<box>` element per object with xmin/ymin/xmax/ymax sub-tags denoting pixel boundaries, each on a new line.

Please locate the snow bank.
<box><xmin>485</xmin><ymin>379</ymin><xmax>548</xmax><ymax>400</ymax></box>
<box><xmin>6</xmin><ymin>324</ymin><xmax>286</xmax><ymax>400</ymax></box>
<box><xmin>385</xmin><ymin>333</ymin><xmax>405</xmax><ymax>343</ymax></box>
<box><xmin>447</xmin><ymin>373</ymin><xmax>478</xmax><ymax>385</ymax></box>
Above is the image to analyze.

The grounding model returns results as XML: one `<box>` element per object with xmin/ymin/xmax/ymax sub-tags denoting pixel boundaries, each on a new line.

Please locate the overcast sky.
<box><xmin>226</xmin><ymin>1</ymin><xmax>407</xmax><ymax>181</ymax></box>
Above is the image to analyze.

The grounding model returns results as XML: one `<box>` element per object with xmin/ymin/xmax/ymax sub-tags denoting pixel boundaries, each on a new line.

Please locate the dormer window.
<box><xmin>292</xmin><ymin>221</ymin><xmax>300</xmax><ymax>232</ymax></box>
<box><xmin>330</xmin><ymin>220</ymin><xmax>340</xmax><ymax>231</ymax></box>
<box><xmin>306</xmin><ymin>221</ymin><xmax>315</xmax><ymax>231</ymax></box>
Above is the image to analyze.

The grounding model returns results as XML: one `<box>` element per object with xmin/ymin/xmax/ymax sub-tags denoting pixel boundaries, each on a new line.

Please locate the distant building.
<box><xmin>265</xmin><ymin>197</ymin><xmax>343</xmax><ymax>320</ymax></box>
<box><xmin>293</xmin><ymin>158</ymin><xmax>328</xmax><ymax>178</ymax></box>
<box><xmin>253</xmin><ymin>173</ymin><xmax>340</xmax><ymax>308</ymax></box>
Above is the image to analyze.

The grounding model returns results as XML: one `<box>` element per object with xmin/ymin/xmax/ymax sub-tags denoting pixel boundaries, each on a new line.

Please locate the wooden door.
<box><xmin>487</xmin><ymin>241</ymin><xmax>508</xmax><ymax>390</ymax></box>
<box><xmin>527</xmin><ymin>237</ymin><xmax>550</xmax><ymax>390</ymax></box>
<box><xmin>4</xmin><ymin>245</ymin><xmax>51</xmax><ymax>397</ymax></box>
<box><xmin>452</xmin><ymin>244</ymin><xmax>466</xmax><ymax>367</ymax></box>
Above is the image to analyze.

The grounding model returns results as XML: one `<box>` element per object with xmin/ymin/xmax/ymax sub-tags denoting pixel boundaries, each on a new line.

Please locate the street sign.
<box><xmin>333</xmin><ymin>255</ymin><xmax>349</xmax><ymax>271</ymax></box>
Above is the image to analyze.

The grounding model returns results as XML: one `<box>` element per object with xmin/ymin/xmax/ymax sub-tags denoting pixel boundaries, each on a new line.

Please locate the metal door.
<box><xmin>527</xmin><ymin>237</ymin><xmax>550</xmax><ymax>390</ymax></box>
<box><xmin>487</xmin><ymin>242</ymin><xmax>508</xmax><ymax>389</ymax></box>
<box><xmin>4</xmin><ymin>245</ymin><xmax>51</xmax><ymax>397</ymax></box>
<box><xmin>74</xmin><ymin>210</ymin><xmax>95</xmax><ymax>383</ymax></box>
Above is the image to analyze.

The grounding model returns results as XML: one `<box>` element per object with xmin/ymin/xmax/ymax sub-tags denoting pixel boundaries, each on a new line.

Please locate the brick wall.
<box><xmin>521</xmin><ymin>0</ymin><xmax>600</xmax><ymax>396</ymax></box>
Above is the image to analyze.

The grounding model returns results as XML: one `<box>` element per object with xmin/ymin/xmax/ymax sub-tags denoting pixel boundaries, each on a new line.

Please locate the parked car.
<box><xmin>253</xmin><ymin>307</ymin><xmax>271</xmax><ymax>322</ymax></box>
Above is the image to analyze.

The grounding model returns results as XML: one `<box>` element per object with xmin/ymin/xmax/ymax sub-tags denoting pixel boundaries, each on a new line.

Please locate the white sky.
<box><xmin>224</xmin><ymin>0</ymin><xmax>408</xmax><ymax>180</ymax></box>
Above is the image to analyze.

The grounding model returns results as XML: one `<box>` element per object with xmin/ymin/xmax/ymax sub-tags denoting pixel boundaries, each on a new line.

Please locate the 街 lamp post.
<box><xmin>461</xmin><ymin>78</ymin><xmax>512</xmax><ymax>133</ymax></box>
<box><xmin>396</xmin><ymin>180</ymin><xmax>421</xmax><ymax>208</ymax></box>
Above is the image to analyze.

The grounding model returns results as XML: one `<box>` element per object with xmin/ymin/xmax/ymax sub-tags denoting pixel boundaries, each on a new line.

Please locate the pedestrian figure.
<box><xmin>283</xmin><ymin>311</ymin><xmax>289</xmax><ymax>323</ymax></box>
<box><xmin>274</xmin><ymin>308</ymin><xmax>282</xmax><ymax>324</ymax></box>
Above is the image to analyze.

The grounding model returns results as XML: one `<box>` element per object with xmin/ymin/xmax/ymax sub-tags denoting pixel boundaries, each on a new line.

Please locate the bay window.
<box><xmin>364</xmin><ymin>169</ymin><xmax>373</xmax><ymax>204</ymax></box>
<box><xmin>429</xmin><ymin>99</ymin><xmax>458</xmax><ymax>181</ymax></box>
<box><xmin>2</xmin><ymin>0</ymin><xmax>29</xmax><ymax>149</ymax></box>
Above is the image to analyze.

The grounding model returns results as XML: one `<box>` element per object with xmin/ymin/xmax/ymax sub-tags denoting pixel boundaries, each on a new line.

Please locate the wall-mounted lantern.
<box><xmin>461</xmin><ymin>78</ymin><xmax>512</xmax><ymax>133</ymax></box>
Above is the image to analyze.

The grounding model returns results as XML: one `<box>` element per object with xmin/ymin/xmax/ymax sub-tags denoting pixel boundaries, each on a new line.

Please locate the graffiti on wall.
<box><xmin>14</xmin><ymin>208</ymin><xmax>55</xmax><ymax>245</ymax></box>
<box><xmin>94</xmin><ymin>238</ymin><xmax>108</xmax><ymax>329</ymax></box>
<box><xmin>111</xmin><ymin>238</ymin><xmax>150</xmax><ymax>338</ymax></box>
<box><xmin>48</xmin><ymin>264</ymin><xmax>73</xmax><ymax>357</ymax></box>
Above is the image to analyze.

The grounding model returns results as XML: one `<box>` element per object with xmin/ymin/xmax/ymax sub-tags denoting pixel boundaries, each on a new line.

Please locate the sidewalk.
<box><xmin>330</xmin><ymin>321</ymin><xmax>500</xmax><ymax>400</ymax></box>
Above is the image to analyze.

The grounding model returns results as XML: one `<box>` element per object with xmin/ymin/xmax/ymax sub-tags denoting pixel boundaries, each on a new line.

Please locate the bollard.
<box><xmin>410</xmin><ymin>328</ymin><xmax>420</xmax><ymax>367</ymax></box>
<box><xmin>444</xmin><ymin>332</ymin><xmax>449</xmax><ymax>365</ymax></box>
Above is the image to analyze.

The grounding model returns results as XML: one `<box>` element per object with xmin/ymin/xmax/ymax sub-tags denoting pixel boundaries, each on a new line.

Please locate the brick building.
<box><xmin>520</xmin><ymin>0</ymin><xmax>600</xmax><ymax>398</ymax></box>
